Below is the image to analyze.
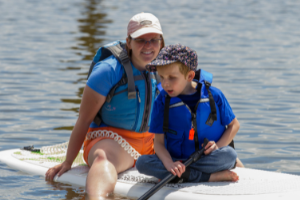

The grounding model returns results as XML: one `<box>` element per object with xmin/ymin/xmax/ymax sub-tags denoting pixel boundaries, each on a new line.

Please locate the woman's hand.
<box><xmin>203</xmin><ymin>140</ymin><xmax>218</xmax><ymax>155</ymax></box>
<box><xmin>45</xmin><ymin>161</ymin><xmax>72</xmax><ymax>181</ymax></box>
<box><xmin>165</xmin><ymin>161</ymin><xmax>186</xmax><ymax>177</ymax></box>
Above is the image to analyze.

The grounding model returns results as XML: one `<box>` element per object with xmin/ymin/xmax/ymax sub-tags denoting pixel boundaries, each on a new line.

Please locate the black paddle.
<box><xmin>137</xmin><ymin>138</ymin><xmax>209</xmax><ymax>200</ymax></box>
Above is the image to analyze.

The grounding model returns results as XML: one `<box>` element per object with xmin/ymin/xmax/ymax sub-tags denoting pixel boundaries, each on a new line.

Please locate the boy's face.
<box><xmin>157</xmin><ymin>63</ymin><xmax>194</xmax><ymax>97</ymax></box>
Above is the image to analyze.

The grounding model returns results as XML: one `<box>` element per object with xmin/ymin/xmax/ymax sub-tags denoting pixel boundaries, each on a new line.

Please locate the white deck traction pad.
<box><xmin>117</xmin><ymin>166</ymin><xmax>300</xmax><ymax>195</ymax></box>
<box><xmin>1</xmin><ymin>149</ymin><xmax>300</xmax><ymax>198</ymax></box>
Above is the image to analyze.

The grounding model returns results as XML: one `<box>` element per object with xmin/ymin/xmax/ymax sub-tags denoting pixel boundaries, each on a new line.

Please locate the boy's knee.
<box><xmin>226</xmin><ymin>147</ymin><xmax>237</xmax><ymax>163</ymax></box>
<box><xmin>219</xmin><ymin>146</ymin><xmax>237</xmax><ymax>163</ymax></box>
<box><xmin>136</xmin><ymin>155</ymin><xmax>148</xmax><ymax>172</ymax></box>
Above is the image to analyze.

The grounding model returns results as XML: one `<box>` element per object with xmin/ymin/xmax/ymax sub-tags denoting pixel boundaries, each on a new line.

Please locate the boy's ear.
<box><xmin>187</xmin><ymin>71</ymin><xmax>195</xmax><ymax>81</ymax></box>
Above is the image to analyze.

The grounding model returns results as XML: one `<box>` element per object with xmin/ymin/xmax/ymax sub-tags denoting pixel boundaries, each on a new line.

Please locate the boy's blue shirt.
<box><xmin>149</xmin><ymin>85</ymin><xmax>235</xmax><ymax>134</ymax></box>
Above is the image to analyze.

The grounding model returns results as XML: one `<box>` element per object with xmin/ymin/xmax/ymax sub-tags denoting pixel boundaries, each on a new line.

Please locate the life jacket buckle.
<box><xmin>205</xmin><ymin>113</ymin><xmax>215</xmax><ymax>126</ymax></box>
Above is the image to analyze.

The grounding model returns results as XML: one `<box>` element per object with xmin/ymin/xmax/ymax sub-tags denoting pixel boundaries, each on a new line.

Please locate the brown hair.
<box><xmin>156</xmin><ymin>61</ymin><xmax>191</xmax><ymax>77</ymax></box>
<box><xmin>125</xmin><ymin>35</ymin><xmax>165</xmax><ymax>58</ymax></box>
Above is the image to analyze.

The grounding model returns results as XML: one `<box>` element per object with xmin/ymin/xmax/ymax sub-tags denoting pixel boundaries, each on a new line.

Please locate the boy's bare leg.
<box><xmin>209</xmin><ymin>170</ymin><xmax>239</xmax><ymax>182</ymax></box>
<box><xmin>236</xmin><ymin>157</ymin><xmax>245</xmax><ymax>168</ymax></box>
<box><xmin>86</xmin><ymin>139</ymin><xmax>134</xmax><ymax>198</ymax></box>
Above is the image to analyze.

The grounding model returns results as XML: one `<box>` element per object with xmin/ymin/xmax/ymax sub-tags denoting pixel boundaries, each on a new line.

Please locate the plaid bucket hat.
<box><xmin>146</xmin><ymin>44</ymin><xmax>197</xmax><ymax>72</ymax></box>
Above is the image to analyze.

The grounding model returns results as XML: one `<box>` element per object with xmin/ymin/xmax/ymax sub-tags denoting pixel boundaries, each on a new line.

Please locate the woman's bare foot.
<box><xmin>209</xmin><ymin>170</ymin><xmax>239</xmax><ymax>182</ymax></box>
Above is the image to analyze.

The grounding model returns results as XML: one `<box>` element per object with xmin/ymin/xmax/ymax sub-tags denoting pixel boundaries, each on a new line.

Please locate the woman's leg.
<box><xmin>86</xmin><ymin>139</ymin><xmax>134</xmax><ymax>197</ymax></box>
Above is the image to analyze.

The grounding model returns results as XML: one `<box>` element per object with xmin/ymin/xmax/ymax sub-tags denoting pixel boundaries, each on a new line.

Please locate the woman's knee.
<box><xmin>89</xmin><ymin>149</ymin><xmax>108</xmax><ymax>166</ymax></box>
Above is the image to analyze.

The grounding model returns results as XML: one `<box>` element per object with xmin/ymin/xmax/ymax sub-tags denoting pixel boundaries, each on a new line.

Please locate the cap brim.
<box><xmin>130</xmin><ymin>27</ymin><xmax>163</xmax><ymax>38</ymax></box>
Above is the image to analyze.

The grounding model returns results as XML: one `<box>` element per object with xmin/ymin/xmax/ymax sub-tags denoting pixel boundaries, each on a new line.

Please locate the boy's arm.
<box><xmin>204</xmin><ymin>87</ymin><xmax>240</xmax><ymax>154</ymax></box>
<box><xmin>204</xmin><ymin>118</ymin><xmax>240</xmax><ymax>155</ymax></box>
<box><xmin>154</xmin><ymin>134</ymin><xmax>186</xmax><ymax>177</ymax></box>
<box><xmin>154</xmin><ymin>134</ymin><xmax>173</xmax><ymax>166</ymax></box>
<box><xmin>216</xmin><ymin>117</ymin><xmax>240</xmax><ymax>148</ymax></box>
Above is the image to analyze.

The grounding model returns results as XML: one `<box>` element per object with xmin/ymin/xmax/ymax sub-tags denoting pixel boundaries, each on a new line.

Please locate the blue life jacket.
<box><xmin>159</xmin><ymin>69</ymin><xmax>226</xmax><ymax>159</ymax></box>
<box><xmin>87</xmin><ymin>41</ymin><xmax>159</xmax><ymax>133</ymax></box>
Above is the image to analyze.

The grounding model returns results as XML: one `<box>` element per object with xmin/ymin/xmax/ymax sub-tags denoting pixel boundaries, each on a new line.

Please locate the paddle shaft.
<box><xmin>137</xmin><ymin>138</ymin><xmax>209</xmax><ymax>200</ymax></box>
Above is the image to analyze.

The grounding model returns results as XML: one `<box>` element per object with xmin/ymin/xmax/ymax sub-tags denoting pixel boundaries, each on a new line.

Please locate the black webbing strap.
<box><xmin>87</xmin><ymin>61</ymin><xmax>96</xmax><ymax>79</ymax></box>
<box><xmin>154</xmin><ymin>71</ymin><xmax>161</xmax><ymax>84</ymax></box>
<box><xmin>192</xmin><ymin>113</ymin><xmax>199</xmax><ymax>151</ymax></box>
<box><xmin>105</xmin><ymin>74</ymin><xmax>127</xmax><ymax>103</ymax></box>
<box><xmin>229</xmin><ymin>140</ymin><xmax>235</xmax><ymax>149</ymax></box>
<box><xmin>204</xmin><ymin>81</ymin><xmax>217</xmax><ymax>126</ymax></box>
<box><xmin>93</xmin><ymin>73</ymin><xmax>127</xmax><ymax>125</ymax></box>
<box><xmin>163</xmin><ymin>95</ymin><xmax>171</xmax><ymax>133</ymax></box>
<box><xmin>107</xmin><ymin>45</ymin><xmax>136</xmax><ymax>99</ymax></box>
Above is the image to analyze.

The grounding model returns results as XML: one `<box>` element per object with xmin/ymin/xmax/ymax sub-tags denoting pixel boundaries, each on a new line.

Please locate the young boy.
<box><xmin>136</xmin><ymin>44</ymin><xmax>239</xmax><ymax>183</ymax></box>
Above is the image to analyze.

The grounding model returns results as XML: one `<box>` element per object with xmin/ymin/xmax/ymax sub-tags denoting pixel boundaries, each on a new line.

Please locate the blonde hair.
<box><xmin>156</xmin><ymin>61</ymin><xmax>191</xmax><ymax>77</ymax></box>
<box><xmin>125</xmin><ymin>35</ymin><xmax>165</xmax><ymax>58</ymax></box>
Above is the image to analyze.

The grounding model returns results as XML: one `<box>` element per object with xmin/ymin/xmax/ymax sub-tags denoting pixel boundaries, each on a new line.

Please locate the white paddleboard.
<box><xmin>1</xmin><ymin>148</ymin><xmax>300</xmax><ymax>200</ymax></box>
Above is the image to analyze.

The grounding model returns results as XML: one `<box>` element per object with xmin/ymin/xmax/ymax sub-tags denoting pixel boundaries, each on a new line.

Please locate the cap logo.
<box><xmin>140</xmin><ymin>20</ymin><xmax>152</xmax><ymax>26</ymax></box>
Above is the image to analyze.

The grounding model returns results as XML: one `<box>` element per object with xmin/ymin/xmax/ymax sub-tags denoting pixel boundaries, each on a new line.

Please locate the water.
<box><xmin>1</xmin><ymin>0</ymin><xmax>300</xmax><ymax>199</ymax></box>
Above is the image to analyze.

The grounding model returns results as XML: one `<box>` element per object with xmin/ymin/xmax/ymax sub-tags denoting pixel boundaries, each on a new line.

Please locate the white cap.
<box><xmin>127</xmin><ymin>13</ymin><xmax>163</xmax><ymax>38</ymax></box>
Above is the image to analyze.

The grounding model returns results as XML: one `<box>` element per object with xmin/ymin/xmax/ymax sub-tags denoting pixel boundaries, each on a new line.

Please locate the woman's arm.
<box><xmin>46</xmin><ymin>85</ymin><xmax>106</xmax><ymax>180</ymax></box>
<box><xmin>64</xmin><ymin>85</ymin><xmax>107</xmax><ymax>164</ymax></box>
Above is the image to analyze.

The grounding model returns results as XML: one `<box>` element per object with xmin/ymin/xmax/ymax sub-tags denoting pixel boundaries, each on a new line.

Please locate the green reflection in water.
<box><xmin>61</xmin><ymin>98</ymin><xmax>81</xmax><ymax>104</ymax></box>
<box><xmin>53</xmin><ymin>126</ymin><xmax>74</xmax><ymax>131</ymax></box>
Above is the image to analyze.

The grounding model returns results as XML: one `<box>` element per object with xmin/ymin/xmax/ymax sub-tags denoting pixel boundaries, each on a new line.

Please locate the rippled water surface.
<box><xmin>1</xmin><ymin>0</ymin><xmax>300</xmax><ymax>199</ymax></box>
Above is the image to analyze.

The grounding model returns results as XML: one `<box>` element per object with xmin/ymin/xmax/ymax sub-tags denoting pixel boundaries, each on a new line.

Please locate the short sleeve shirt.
<box><xmin>86</xmin><ymin>55</ymin><xmax>123</xmax><ymax>96</ymax></box>
<box><xmin>149</xmin><ymin>85</ymin><xmax>236</xmax><ymax>134</ymax></box>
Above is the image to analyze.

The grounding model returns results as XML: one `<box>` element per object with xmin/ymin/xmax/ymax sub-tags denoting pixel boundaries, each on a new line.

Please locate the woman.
<box><xmin>45</xmin><ymin>12</ymin><xmax>165</xmax><ymax>197</ymax></box>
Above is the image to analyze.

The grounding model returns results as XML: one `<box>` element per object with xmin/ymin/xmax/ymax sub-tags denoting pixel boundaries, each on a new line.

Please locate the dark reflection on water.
<box><xmin>1</xmin><ymin>0</ymin><xmax>300</xmax><ymax>199</ymax></box>
<box><xmin>74</xmin><ymin>0</ymin><xmax>112</xmax><ymax>61</ymax></box>
<box><xmin>56</xmin><ymin>0</ymin><xmax>113</xmax><ymax>132</ymax></box>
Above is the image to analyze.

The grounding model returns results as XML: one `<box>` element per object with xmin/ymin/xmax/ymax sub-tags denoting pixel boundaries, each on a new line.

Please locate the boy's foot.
<box><xmin>208</xmin><ymin>170</ymin><xmax>239</xmax><ymax>182</ymax></box>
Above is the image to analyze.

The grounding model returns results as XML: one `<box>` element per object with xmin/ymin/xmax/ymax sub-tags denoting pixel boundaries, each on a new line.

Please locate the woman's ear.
<box><xmin>126</xmin><ymin>37</ymin><xmax>132</xmax><ymax>50</ymax></box>
<box><xmin>187</xmin><ymin>70</ymin><xmax>195</xmax><ymax>81</ymax></box>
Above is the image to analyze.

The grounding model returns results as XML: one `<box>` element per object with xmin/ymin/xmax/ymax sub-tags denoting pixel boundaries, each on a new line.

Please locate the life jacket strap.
<box><xmin>204</xmin><ymin>81</ymin><xmax>217</xmax><ymax>126</ymax></box>
<box><xmin>163</xmin><ymin>95</ymin><xmax>171</xmax><ymax>133</ymax></box>
<box><xmin>106</xmin><ymin>45</ymin><xmax>136</xmax><ymax>99</ymax></box>
<box><xmin>154</xmin><ymin>72</ymin><xmax>161</xmax><ymax>84</ymax></box>
<box><xmin>87</xmin><ymin>61</ymin><xmax>96</xmax><ymax>79</ymax></box>
<box><xmin>106</xmin><ymin>74</ymin><xmax>127</xmax><ymax>103</ymax></box>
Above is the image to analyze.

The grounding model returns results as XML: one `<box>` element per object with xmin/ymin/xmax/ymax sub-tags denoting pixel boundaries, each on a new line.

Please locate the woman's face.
<box><xmin>126</xmin><ymin>33</ymin><xmax>162</xmax><ymax>71</ymax></box>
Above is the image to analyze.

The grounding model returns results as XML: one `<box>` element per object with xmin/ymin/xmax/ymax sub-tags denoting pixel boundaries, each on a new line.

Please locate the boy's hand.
<box><xmin>203</xmin><ymin>140</ymin><xmax>218</xmax><ymax>155</ymax></box>
<box><xmin>165</xmin><ymin>161</ymin><xmax>186</xmax><ymax>177</ymax></box>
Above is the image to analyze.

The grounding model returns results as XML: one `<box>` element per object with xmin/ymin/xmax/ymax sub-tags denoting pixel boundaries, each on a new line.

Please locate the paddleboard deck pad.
<box><xmin>1</xmin><ymin>148</ymin><xmax>300</xmax><ymax>199</ymax></box>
